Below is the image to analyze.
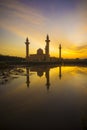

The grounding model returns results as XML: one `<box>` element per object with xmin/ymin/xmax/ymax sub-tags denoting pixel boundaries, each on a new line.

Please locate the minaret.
<box><xmin>45</xmin><ymin>35</ymin><xmax>50</xmax><ymax>60</ymax></box>
<box><xmin>25</xmin><ymin>37</ymin><xmax>30</xmax><ymax>60</ymax></box>
<box><xmin>59</xmin><ymin>44</ymin><xmax>61</xmax><ymax>60</ymax></box>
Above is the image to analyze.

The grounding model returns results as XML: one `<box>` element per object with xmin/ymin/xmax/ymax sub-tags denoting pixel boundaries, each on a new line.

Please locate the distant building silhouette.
<box><xmin>25</xmin><ymin>35</ymin><xmax>62</xmax><ymax>62</ymax></box>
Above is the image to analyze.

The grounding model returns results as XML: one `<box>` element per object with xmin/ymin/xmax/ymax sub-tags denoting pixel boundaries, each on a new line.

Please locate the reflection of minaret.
<box><xmin>45</xmin><ymin>35</ymin><xmax>50</xmax><ymax>61</ymax></box>
<box><xmin>25</xmin><ymin>37</ymin><xmax>30</xmax><ymax>60</ymax></box>
<box><xmin>59</xmin><ymin>44</ymin><xmax>61</xmax><ymax>60</ymax></box>
<box><xmin>45</xmin><ymin>68</ymin><xmax>50</xmax><ymax>91</ymax></box>
<box><xmin>59</xmin><ymin>66</ymin><xmax>62</xmax><ymax>79</ymax></box>
<box><xmin>26</xmin><ymin>67</ymin><xmax>30</xmax><ymax>87</ymax></box>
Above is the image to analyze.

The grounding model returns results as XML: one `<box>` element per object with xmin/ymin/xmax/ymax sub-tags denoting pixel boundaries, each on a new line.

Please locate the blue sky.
<box><xmin>0</xmin><ymin>0</ymin><xmax>87</xmax><ymax>58</ymax></box>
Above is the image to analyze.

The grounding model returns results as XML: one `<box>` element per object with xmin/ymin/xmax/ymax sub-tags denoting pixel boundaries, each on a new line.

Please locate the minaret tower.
<box><xmin>59</xmin><ymin>44</ymin><xmax>61</xmax><ymax>60</ymax></box>
<box><xmin>45</xmin><ymin>35</ymin><xmax>50</xmax><ymax>59</ymax></box>
<box><xmin>25</xmin><ymin>37</ymin><xmax>30</xmax><ymax>60</ymax></box>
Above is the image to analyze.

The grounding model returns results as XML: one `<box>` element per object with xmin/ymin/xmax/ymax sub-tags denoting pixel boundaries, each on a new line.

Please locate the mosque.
<box><xmin>25</xmin><ymin>35</ymin><xmax>61</xmax><ymax>62</ymax></box>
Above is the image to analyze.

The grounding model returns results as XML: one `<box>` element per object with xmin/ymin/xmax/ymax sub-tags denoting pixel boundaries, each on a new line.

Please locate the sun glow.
<box><xmin>0</xmin><ymin>0</ymin><xmax>87</xmax><ymax>58</ymax></box>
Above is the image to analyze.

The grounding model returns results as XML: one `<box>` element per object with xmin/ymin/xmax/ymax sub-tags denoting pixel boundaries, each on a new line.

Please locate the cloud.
<box><xmin>0</xmin><ymin>0</ymin><xmax>46</xmax><ymax>36</ymax></box>
<box><xmin>62</xmin><ymin>44</ymin><xmax>87</xmax><ymax>58</ymax></box>
<box><xmin>0</xmin><ymin>0</ymin><xmax>87</xmax><ymax>58</ymax></box>
<box><xmin>74</xmin><ymin>44</ymin><xmax>87</xmax><ymax>55</ymax></box>
<box><xmin>0</xmin><ymin>0</ymin><xmax>45</xmax><ymax>20</ymax></box>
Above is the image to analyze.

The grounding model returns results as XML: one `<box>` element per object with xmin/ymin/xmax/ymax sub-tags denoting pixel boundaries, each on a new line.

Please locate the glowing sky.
<box><xmin>0</xmin><ymin>0</ymin><xmax>87</xmax><ymax>58</ymax></box>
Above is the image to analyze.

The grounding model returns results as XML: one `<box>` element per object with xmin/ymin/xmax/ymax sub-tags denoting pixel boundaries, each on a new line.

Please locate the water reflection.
<box><xmin>0</xmin><ymin>65</ymin><xmax>87</xmax><ymax>130</ymax></box>
<box><xmin>26</xmin><ymin>65</ymin><xmax>62</xmax><ymax>90</ymax></box>
<box><xmin>26</xmin><ymin>67</ymin><xmax>30</xmax><ymax>88</ymax></box>
<box><xmin>59</xmin><ymin>65</ymin><xmax>62</xmax><ymax>79</ymax></box>
<box><xmin>45</xmin><ymin>67</ymin><xmax>50</xmax><ymax>91</ymax></box>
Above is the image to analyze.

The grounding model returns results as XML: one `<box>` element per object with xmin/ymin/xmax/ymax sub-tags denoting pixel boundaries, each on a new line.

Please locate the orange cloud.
<box><xmin>0</xmin><ymin>0</ymin><xmax>87</xmax><ymax>58</ymax></box>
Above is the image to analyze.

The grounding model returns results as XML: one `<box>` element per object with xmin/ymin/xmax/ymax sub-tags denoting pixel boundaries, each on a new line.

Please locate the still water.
<box><xmin>0</xmin><ymin>65</ymin><xmax>87</xmax><ymax>130</ymax></box>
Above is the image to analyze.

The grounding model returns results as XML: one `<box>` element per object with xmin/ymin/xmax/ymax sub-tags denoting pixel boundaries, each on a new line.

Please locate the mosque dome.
<box><xmin>37</xmin><ymin>48</ymin><xmax>43</xmax><ymax>55</ymax></box>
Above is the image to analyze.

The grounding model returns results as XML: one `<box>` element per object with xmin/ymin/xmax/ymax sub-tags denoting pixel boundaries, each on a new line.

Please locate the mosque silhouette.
<box><xmin>25</xmin><ymin>35</ymin><xmax>61</xmax><ymax>62</ymax></box>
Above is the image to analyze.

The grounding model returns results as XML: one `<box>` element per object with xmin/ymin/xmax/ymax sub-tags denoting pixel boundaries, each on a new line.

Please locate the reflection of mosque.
<box><xmin>26</xmin><ymin>67</ymin><xmax>30</xmax><ymax>87</ymax></box>
<box><xmin>26</xmin><ymin>66</ymin><xmax>62</xmax><ymax>90</ymax></box>
<box><xmin>59</xmin><ymin>65</ymin><xmax>62</xmax><ymax>79</ymax></box>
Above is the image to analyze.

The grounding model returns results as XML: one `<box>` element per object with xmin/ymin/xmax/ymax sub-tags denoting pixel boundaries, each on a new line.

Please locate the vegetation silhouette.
<box><xmin>0</xmin><ymin>54</ymin><xmax>87</xmax><ymax>69</ymax></box>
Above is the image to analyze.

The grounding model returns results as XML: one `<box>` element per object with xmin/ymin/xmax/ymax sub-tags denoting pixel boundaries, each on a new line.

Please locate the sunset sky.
<box><xmin>0</xmin><ymin>0</ymin><xmax>87</xmax><ymax>58</ymax></box>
